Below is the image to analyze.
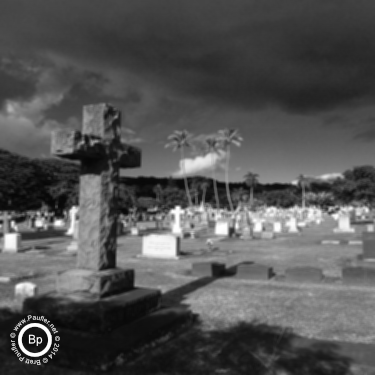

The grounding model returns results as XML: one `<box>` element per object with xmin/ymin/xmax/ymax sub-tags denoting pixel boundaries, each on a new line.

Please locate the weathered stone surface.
<box><xmin>23</xmin><ymin>288</ymin><xmax>161</xmax><ymax>333</ymax></box>
<box><xmin>51</xmin><ymin>104</ymin><xmax>141</xmax><ymax>271</ymax></box>
<box><xmin>342</xmin><ymin>266</ymin><xmax>375</xmax><ymax>285</ymax></box>
<box><xmin>285</xmin><ymin>266</ymin><xmax>323</xmax><ymax>283</ymax></box>
<box><xmin>261</xmin><ymin>231</ymin><xmax>275</xmax><ymax>240</ymax></box>
<box><xmin>192</xmin><ymin>262</ymin><xmax>226</xmax><ymax>277</ymax></box>
<box><xmin>236</xmin><ymin>262</ymin><xmax>273</xmax><ymax>280</ymax></box>
<box><xmin>56</xmin><ymin>268</ymin><xmax>134</xmax><ymax>298</ymax></box>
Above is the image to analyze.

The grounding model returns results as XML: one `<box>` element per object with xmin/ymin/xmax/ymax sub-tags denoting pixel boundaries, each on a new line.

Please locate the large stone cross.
<box><xmin>51</xmin><ymin>103</ymin><xmax>141</xmax><ymax>271</ymax></box>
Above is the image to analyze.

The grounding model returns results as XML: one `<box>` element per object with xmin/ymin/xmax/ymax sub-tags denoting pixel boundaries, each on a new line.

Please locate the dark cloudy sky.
<box><xmin>1</xmin><ymin>0</ymin><xmax>375</xmax><ymax>183</ymax></box>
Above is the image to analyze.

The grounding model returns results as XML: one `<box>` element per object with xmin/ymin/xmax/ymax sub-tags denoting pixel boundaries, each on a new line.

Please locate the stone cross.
<box><xmin>51</xmin><ymin>103</ymin><xmax>141</xmax><ymax>271</ymax></box>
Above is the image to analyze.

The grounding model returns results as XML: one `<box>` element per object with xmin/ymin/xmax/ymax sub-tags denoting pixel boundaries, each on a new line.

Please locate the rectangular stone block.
<box><xmin>56</xmin><ymin>268</ymin><xmax>134</xmax><ymax>298</ymax></box>
<box><xmin>236</xmin><ymin>263</ymin><xmax>273</xmax><ymax>280</ymax></box>
<box><xmin>342</xmin><ymin>266</ymin><xmax>375</xmax><ymax>285</ymax></box>
<box><xmin>215</xmin><ymin>221</ymin><xmax>229</xmax><ymax>236</ymax></box>
<box><xmin>192</xmin><ymin>262</ymin><xmax>226</xmax><ymax>277</ymax></box>
<box><xmin>285</xmin><ymin>267</ymin><xmax>323</xmax><ymax>283</ymax></box>
<box><xmin>23</xmin><ymin>288</ymin><xmax>161</xmax><ymax>333</ymax></box>
<box><xmin>141</xmin><ymin>234</ymin><xmax>180</xmax><ymax>259</ymax></box>
<box><xmin>3</xmin><ymin>233</ymin><xmax>21</xmax><ymax>253</ymax></box>
<box><xmin>362</xmin><ymin>232</ymin><xmax>375</xmax><ymax>260</ymax></box>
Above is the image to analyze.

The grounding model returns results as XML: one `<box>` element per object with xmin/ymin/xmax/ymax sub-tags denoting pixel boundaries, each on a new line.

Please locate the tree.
<box><xmin>332</xmin><ymin>166</ymin><xmax>375</xmax><ymax>206</ymax></box>
<box><xmin>200</xmin><ymin>179</ymin><xmax>211</xmax><ymax>206</ymax></box>
<box><xmin>297</xmin><ymin>174</ymin><xmax>311</xmax><ymax>209</ymax></box>
<box><xmin>165</xmin><ymin>130</ymin><xmax>193</xmax><ymax>208</ymax></box>
<box><xmin>205</xmin><ymin>136</ymin><xmax>222</xmax><ymax>209</ymax></box>
<box><xmin>243</xmin><ymin>172</ymin><xmax>259</xmax><ymax>208</ymax></box>
<box><xmin>217</xmin><ymin>129</ymin><xmax>243</xmax><ymax>212</ymax></box>
<box><xmin>153</xmin><ymin>184</ymin><xmax>163</xmax><ymax>204</ymax></box>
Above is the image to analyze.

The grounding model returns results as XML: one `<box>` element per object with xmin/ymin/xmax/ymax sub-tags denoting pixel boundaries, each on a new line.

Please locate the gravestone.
<box><xmin>15</xmin><ymin>282</ymin><xmax>38</xmax><ymax>306</ymax></box>
<box><xmin>287</xmin><ymin>217</ymin><xmax>299</xmax><ymax>233</ymax></box>
<box><xmin>23</xmin><ymin>104</ymin><xmax>191</xmax><ymax>367</ymax></box>
<box><xmin>67</xmin><ymin>221</ymin><xmax>79</xmax><ymax>253</ymax></box>
<box><xmin>171</xmin><ymin>206</ymin><xmax>184</xmax><ymax>236</ymax></box>
<box><xmin>273</xmin><ymin>222</ymin><xmax>282</xmax><ymax>233</ymax></box>
<box><xmin>66</xmin><ymin>206</ymin><xmax>78</xmax><ymax>236</ymax></box>
<box><xmin>236</xmin><ymin>263</ymin><xmax>273</xmax><ymax>280</ymax></box>
<box><xmin>285</xmin><ymin>267</ymin><xmax>323</xmax><ymax>283</ymax></box>
<box><xmin>253</xmin><ymin>221</ymin><xmax>263</xmax><ymax>233</ymax></box>
<box><xmin>215</xmin><ymin>220</ymin><xmax>229</xmax><ymax>236</ymax></box>
<box><xmin>192</xmin><ymin>262</ymin><xmax>226</xmax><ymax>277</ymax></box>
<box><xmin>362</xmin><ymin>232</ymin><xmax>375</xmax><ymax>260</ymax></box>
<box><xmin>141</xmin><ymin>234</ymin><xmax>180</xmax><ymax>259</ymax></box>
<box><xmin>342</xmin><ymin>266</ymin><xmax>375</xmax><ymax>285</ymax></box>
<box><xmin>334</xmin><ymin>215</ymin><xmax>355</xmax><ymax>233</ymax></box>
<box><xmin>3</xmin><ymin>233</ymin><xmax>22</xmax><ymax>253</ymax></box>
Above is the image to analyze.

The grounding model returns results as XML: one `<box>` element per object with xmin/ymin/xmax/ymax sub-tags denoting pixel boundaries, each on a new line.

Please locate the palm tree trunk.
<box><xmin>202</xmin><ymin>187</ymin><xmax>207</xmax><ymax>205</ymax></box>
<box><xmin>302</xmin><ymin>185</ymin><xmax>305</xmax><ymax>209</ymax></box>
<box><xmin>211</xmin><ymin>151</ymin><xmax>220</xmax><ymax>209</ymax></box>
<box><xmin>250</xmin><ymin>186</ymin><xmax>253</xmax><ymax>206</ymax></box>
<box><xmin>225</xmin><ymin>146</ymin><xmax>234</xmax><ymax>212</ymax></box>
<box><xmin>181</xmin><ymin>148</ymin><xmax>192</xmax><ymax>207</ymax></box>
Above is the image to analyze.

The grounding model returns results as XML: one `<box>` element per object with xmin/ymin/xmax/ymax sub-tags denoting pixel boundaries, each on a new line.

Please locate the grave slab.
<box><xmin>192</xmin><ymin>262</ymin><xmax>226</xmax><ymax>277</ymax></box>
<box><xmin>342</xmin><ymin>266</ymin><xmax>375</xmax><ymax>285</ymax></box>
<box><xmin>23</xmin><ymin>288</ymin><xmax>161</xmax><ymax>333</ymax></box>
<box><xmin>3</xmin><ymin>233</ymin><xmax>22</xmax><ymax>253</ymax></box>
<box><xmin>285</xmin><ymin>266</ymin><xmax>323</xmax><ymax>283</ymax></box>
<box><xmin>236</xmin><ymin>263</ymin><xmax>273</xmax><ymax>280</ymax></box>
<box><xmin>362</xmin><ymin>232</ymin><xmax>375</xmax><ymax>260</ymax></box>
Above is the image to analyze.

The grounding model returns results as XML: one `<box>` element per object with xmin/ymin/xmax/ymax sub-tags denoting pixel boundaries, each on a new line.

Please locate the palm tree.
<box><xmin>217</xmin><ymin>129</ymin><xmax>243</xmax><ymax>212</ymax></box>
<box><xmin>200</xmin><ymin>179</ymin><xmax>211</xmax><ymax>206</ymax></box>
<box><xmin>244</xmin><ymin>172</ymin><xmax>259</xmax><ymax>207</ymax></box>
<box><xmin>153</xmin><ymin>184</ymin><xmax>163</xmax><ymax>204</ymax></box>
<box><xmin>205</xmin><ymin>136</ymin><xmax>222</xmax><ymax>209</ymax></box>
<box><xmin>297</xmin><ymin>174</ymin><xmax>311</xmax><ymax>209</ymax></box>
<box><xmin>165</xmin><ymin>130</ymin><xmax>193</xmax><ymax>207</ymax></box>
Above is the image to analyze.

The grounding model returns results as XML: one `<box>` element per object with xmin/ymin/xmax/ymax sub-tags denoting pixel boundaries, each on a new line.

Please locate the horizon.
<box><xmin>1</xmin><ymin>1</ymin><xmax>375</xmax><ymax>183</ymax></box>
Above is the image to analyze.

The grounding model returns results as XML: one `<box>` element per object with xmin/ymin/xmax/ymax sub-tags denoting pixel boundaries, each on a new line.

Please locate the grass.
<box><xmin>0</xmin><ymin>217</ymin><xmax>374</xmax><ymax>374</ymax></box>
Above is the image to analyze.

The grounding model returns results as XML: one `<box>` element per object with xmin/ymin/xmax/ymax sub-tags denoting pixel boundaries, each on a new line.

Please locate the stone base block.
<box><xmin>23</xmin><ymin>287</ymin><xmax>162</xmax><ymax>333</ymax></box>
<box><xmin>56</xmin><ymin>268</ymin><xmax>135</xmax><ymax>298</ymax></box>
<box><xmin>333</xmin><ymin>228</ymin><xmax>355</xmax><ymax>233</ymax></box>
<box><xmin>342</xmin><ymin>266</ymin><xmax>375</xmax><ymax>285</ymax></box>
<box><xmin>192</xmin><ymin>262</ymin><xmax>226</xmax><ymax>277</ymax></box>
<box><xmin>43</xmin><ymin>306</ymin><xmax>194</xmax><ymax>372</ymax></box>
<box><xmin>285</xmin><ymin>267</ymin><xmax>323</xmax><ymax>283</ymax></box>
<box><xmin>236</xmin><ymin>263</ymin><xmax>273</xmax><ymax>280</ymax></box>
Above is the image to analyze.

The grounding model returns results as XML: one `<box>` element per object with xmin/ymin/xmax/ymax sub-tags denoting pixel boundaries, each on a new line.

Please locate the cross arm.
<box><xmin>118</xmin><ymin>143</ymin><xmax>141</xmax><ymax>169</ymax></box>
<box><xmin>51</xmin><ymin>130</ymin><xmax>106</xmax><ymax>160</ymax></box>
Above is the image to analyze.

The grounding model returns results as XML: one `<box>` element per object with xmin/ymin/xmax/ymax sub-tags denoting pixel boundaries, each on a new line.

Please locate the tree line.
<box><xmin>0</xmin><ymin>147</ymin><xmax>374</xmax><ymax>212</ymax></box>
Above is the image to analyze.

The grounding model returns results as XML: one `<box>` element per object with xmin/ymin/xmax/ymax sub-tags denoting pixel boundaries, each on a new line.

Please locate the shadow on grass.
<box><xmin>0</xmin><ymin>229</ymin><xmax>68</xmax><ymax>241</ymax></box>
<box><xmin>0</xmin><ymin>304</ymin><xmax>373</xmax><ymax>374</ymax></box>
<box><xmin>125</xmin><ymin>319</ymin><xmax>361</xmax><ymax>375</ymax></box>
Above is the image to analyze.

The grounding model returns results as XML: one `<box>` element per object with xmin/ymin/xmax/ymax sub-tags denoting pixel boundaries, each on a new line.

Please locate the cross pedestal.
<box><xmin>22</xmin><ymin>104</ymin><xmax>191</xmax><ymax>369</ymax></box>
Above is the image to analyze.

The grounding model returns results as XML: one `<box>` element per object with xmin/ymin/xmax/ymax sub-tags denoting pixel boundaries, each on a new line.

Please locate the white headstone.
<box><xmin>131</xmin><ymin>227</ymin><xmax>139</xmax><ymax>236</ymax></box>
<box><xmin>15</xmin><ymin>282</ymin><xmax>38</xmax><ymax>305</ymax></box>
<box><xmin>333</xmin><ymin>215</ymin><xmax>355</xmax><ymax>233</ymax></box>
<box><xmin>171</xmin><ymin>206</ymin><xmax>184</xmax><ymax>235</ymax></box>
<box><xmin>273</xmin><ymin>222</ymin><xmax>282</xmax><ymax>233</ymax></box>
<box><xmin>3</xmin><ymin>233</ymin><xmax>21</xmax><ymax>253</ymax></box>
<box><xmin>54</xmin><ymin>219</ymin><xmax>65</xmax><ymax>228</ymax></box>
<box><xmin>141</xmin><ymin>234</ymin><xmax>180</xmax><ymax>259</ymax></box>
<box><xmin>66</xmin><ymin>206</ymin><xmax>78</xmax><ymax>236</ymax></box>
<box><xmin>214</xmin><ymin>220</ymin><xmax>229</xmax><ymax>236</ymax></box>
<box><xmin>253</xmin><ymin>221</ymin><xmax>263</xmax><ymax>233</ymax></box>
<box><xmin>287</xmin><ymin>217</ymin><xmax>299</xmax><ymax>233</ymax></box>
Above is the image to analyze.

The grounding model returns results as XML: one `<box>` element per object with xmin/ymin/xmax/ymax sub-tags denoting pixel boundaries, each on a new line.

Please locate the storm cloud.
<box><xmin>1</xmin><ymin>0</ymin><xmax>375</xmax><ymax>114</ymax></box>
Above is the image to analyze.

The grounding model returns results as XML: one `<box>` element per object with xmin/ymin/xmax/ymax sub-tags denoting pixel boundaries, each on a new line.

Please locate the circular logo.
<box><xmin>10</xmin><ymin>316</ymin><xmax>60</xmax><ymax>365</ymax></box>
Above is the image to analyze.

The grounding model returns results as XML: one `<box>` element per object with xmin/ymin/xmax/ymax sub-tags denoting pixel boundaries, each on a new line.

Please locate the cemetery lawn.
<box><xmin>0</xmin><ymin>218</ymin><xmax>375</xmax><ymax>374</ymax></box>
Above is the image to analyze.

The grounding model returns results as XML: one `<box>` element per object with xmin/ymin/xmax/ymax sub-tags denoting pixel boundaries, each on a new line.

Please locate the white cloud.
<box><xmin>173</xmin><ymin>150</ymin><xmax>226</xmax><ymax>177</ymax></box>
<box><xmin>291</xmin><ymin>172</ymin><xmax>343</xmax><ymax>185</ymax></box>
